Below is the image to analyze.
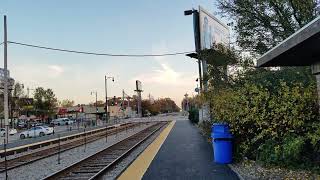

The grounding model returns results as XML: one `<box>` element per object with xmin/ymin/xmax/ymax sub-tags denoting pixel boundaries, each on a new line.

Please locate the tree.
<box><xmin>217</xmin><ymin>0</ymin><xmax>319</xmax><ymax>54</ymax></box>
<box><xmin>12</xmin><ymin>82</ymin><xmax>25</xmax><ymax>98</ymax></box>
<box><xmin>33</xmin><ymin>87</ymin><xmax>58</xmax><ymax>121</ymax></box>
<box><xmin>10</xmin><ymin>82</ymin><xmax>25</xmax><ymax>120</ymax></box>
<box><xmin>59</xmin><ymin>99</ymin><xmax>75</xmax><ymax>107</ymax></box>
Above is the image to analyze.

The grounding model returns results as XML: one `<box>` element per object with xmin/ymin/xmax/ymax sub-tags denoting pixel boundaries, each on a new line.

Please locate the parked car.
<box><xmin>9</xmin><ymin>128</ymin><xmax>17</xmax><ymax>135</ymax></box>
<box><xmin>18</xmin><ymin>122</ymin><xmax>27</xmax><ymax>128</ymax></box>
<box><xmin>20</xmin><ymin>126</ymin><xmax>47</xmax><ymax>139</ymax></box>
<box><xmin>38</xmin><ymin>126</ymin><xmax>54</xmax><ymax>135</ymax></box>
<box><xmin>0</xmin><ymin>128</ymin><xmax>18</xmax><ymax>136</ymax></box>
<box><xmin>30</xmin><ymin>122</ymin><xmax>44</xmax><ymax>127</ymax></box>
<box><xmin>51</xmin><ymin>118</ymin><xmax>74</xmax><ymax>126</ymax></box>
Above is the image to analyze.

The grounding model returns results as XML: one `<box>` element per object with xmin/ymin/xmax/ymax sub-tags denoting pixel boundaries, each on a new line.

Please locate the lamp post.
<box><xmin>104</xmin><ymin>76</ymin><xmax>114</xmax><ymax>143</ymax></box>
<box><xmin>90</xmin><ymin>91</ymin><xmax>97</xmax><ymax>126</ymax></box>
<box><xmin>104</xmin><ymin>76</ymin><xmax>114</xmax><ymax>123</ymax></box>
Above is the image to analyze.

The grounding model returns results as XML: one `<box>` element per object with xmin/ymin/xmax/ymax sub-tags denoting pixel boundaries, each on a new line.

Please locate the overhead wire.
<box><xmin>8</xmin><ymin>41</ymin><xmax>194</xmax><ymax>57</ymax></box>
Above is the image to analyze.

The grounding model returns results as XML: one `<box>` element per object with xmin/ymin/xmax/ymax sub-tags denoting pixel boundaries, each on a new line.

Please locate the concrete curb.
<box><xmin>228</xmin><ymin>164</ymin><xmax>245</xmax><ymax>180</ymax></box>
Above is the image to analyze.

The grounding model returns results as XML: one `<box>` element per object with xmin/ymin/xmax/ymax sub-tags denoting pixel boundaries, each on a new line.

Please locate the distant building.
<box><xmin>57</xmin><ymin>104</ymin><xmax>137</xmax><ymax>120</ymax></box>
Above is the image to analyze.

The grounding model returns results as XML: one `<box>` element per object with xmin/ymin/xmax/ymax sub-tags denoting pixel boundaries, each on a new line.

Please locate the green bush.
<box><xmin>257</xmin><ymin>135</ymin><xmax>305</xmax><ymax>166</ymax></box>
<box><xmin>209</xmin><ymin>80</ymin><xmax>320</xmax><ymax>169</ymax></box>
<box><xmin>188</xmin><ymin>108</ymin><xmax>199</xmax><ymax>124</ymax></box>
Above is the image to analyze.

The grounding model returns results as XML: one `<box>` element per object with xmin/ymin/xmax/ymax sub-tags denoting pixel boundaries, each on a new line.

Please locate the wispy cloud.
<box><xmin>133</xmin><ymin>62</ymin><xmax>196</xmax><ymax>87</ymax></box>
<box><xmin>48</xmin><ymin>65</ymin><xmax>64</xmax><ymax>78</ymax></box>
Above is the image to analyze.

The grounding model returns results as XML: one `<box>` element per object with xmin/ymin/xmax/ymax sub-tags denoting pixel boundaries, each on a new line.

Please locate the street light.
<box><xmin>104</xmin><ymin>76</ymin><xmax>114</xmax><ymax>143</ymax></box>
<box><xmin>104</xmin><ymin>76</ymin><xmax>114</xmax><ymax>123</ymax></box>
<box><xmin>184</xmin><ymin>9</ymin><xmax>195</xmax><ymax>16</ymax></box>
<box><xmin>90</xmin><ymin>91</ymin><xmax>97</xmax><ymax>126</ymax></box>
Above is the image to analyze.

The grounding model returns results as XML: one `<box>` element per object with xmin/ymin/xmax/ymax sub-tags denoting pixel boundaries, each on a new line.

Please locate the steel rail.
<box><xmin>43</xmin><ymin>122</ymin><xmax>167</xmax><ymax>180</ymax></box>
<box><xmin>0</xmin><ymin>122</ymin><xmax>138</xmax><ymax>172</ymax></box>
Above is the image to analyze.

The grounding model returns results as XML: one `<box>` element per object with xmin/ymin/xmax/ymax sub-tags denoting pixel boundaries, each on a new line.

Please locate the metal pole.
<box><xmin>192</xmin><ymin>10</ymin><xmax>203</xmax><ymax>92</ymax></box>
<box><xmin>4</xmin><ymin>139</ymin><xmax>8</xmax><ymax>179</ymax></box>
<box><xmin>4</xmin><ymin>15</ymin><xmax>9</xmax><ymax>144</ymax></box>
<box><xmin>84</xmin><ymin>128</ymin><xmax>86</xmax><ymax>152</ymax></box>
<box><xmin>95</xmin><ymin>91</ymin><xmax>97</xmax><ymax>126</ymax></box>
<box><xmin>104</xmin><ymin>76</ymin><xmax>108</xmax><ymax>124</ymax></box>
<box><xmin>105</xmin><ymin>76</ymin><xmax>109</xmax><ymax>142</ymax></box>
<box><xmin>58</xmin><ymin>134</ymin><xmax>61</xmax><ymax>164</ymax></box>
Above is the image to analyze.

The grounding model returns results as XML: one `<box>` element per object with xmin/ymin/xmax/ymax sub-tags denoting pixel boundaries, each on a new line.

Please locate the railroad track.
<box><xmin>0</xmin><ymin>122</ymin><xmax>140</xmax><ymax>172</ymax></box>
<box><xmin>44</xmin><ymin>122</ymin><xmax>167</xmax><ymax>180</ymax></box>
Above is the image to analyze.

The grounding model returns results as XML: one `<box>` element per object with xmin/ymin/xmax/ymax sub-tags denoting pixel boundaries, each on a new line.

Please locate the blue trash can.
<box><xmin>211</xmin><ymin>123</ymin><xmax>233</xmax><ymax>164</ymax></box>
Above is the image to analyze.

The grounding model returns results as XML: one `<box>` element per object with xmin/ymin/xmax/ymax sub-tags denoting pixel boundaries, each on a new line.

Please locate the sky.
<box><xmin>0</xmin><ymin>0</ymin><xmax>224</xmax><ymax>106</ymax></box>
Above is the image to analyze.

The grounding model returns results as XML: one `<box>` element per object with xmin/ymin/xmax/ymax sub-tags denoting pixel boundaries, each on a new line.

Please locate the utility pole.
<box><xmin>4</xmin><ymin>15</ymin><xmax>9</xmax><ymax>144</ymax></box>
<box><xmin>105</xmin><ymin>76</ymin><xmax>107</xmax><ymax>122</ymax></box>
<box><xmin>122</xmin><ymin>90</ymin><xmax>125</xmax><ymax>117</ymax></box>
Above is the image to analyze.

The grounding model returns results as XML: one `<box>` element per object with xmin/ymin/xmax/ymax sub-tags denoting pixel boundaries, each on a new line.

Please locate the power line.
<box><xmin>8</xmin><ymin>41</ymin><xmax>194</xmax><ymax>57</ymax></box>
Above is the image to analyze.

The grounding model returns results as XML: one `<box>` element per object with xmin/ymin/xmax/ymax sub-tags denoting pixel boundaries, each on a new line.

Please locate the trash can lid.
<box><xmin>212</xmin><ymin>123</ymin><xmax>230</xmax><ymax>134</ymax></box>
<box><xmin>211</xmin><ymin>132</ymin><xmax>233</xmax><ymax>139</ymax></box>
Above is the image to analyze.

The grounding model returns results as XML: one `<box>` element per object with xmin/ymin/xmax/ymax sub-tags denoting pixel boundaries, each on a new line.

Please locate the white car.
<box><xmin>20</xmin><ymin>126</ymin><xmax>47</xmax><ymax>139</ymax></box>
<box><xmin>51</xmin><ymin>118</ymin><xmax>74</xmax><ymax>126</ymax></box>
<box><xmin>39</xmin><ymin>126</ymin><xmax>54</xmax><ymax>135</ymax></box>
<box><xmin>0</xmin><ymin>128</ymin><xmax>18</xmax><ymax>136</ymax></box>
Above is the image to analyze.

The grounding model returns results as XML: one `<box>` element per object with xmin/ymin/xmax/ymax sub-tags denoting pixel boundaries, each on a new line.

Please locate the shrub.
<box><xmin>188</xmin><ymin>108</ymin><xmax>199</xmax><ymax>124</ymax></box>
<box><xmin>257</xmin><ymin>135</ymin><xmax>305</xmax><ymax>166</ymax></box>
<box><xmin>209</xmin><ymin>81</ymin><xmax>320</xmax><ymax>168</ymax></box>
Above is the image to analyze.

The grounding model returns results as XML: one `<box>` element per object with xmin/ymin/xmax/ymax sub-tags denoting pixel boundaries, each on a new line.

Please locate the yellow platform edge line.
<box><xmin>117</xmin><ymin>120</ymin><xmax>176</xmax><ymax>180</ymax></box>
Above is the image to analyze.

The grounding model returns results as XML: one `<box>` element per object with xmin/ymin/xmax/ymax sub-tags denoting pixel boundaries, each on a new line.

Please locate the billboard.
<box><xmin>198</xmin><ymin>6</ymin><xmax>230</xmax><ymax>91</ymax></box>
<box><xmin>199</xmin><ymin>6</ymin><xmax>230</xmax><ymax>49</ymax></box>
<box><xmin>136</xmin><ymin>80</ymin><xmax>142</xmax><ymax>91</ymax></box>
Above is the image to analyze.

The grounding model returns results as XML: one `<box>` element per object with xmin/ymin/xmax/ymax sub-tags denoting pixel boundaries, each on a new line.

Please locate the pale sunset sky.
<box><xmin>0</xmin><ymin>0</ymin><xmax>224</xmax><ymax>106</ymax></box>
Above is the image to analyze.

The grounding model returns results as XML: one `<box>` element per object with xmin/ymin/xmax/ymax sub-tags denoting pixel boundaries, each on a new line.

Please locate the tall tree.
<box><xmin>33</xmin><ymin>87</ymin><xmax>58</xmax><ymax>120</ymax></box>
<box><xmin>10</xmin><ymin>82</ymin><xmax>25</xmax><ymax>119</ymax></box>
<box><xmin>217</xmin><ymin>0</ymin><xmax>319</xmax><ymax>54</ymax></box>
<box><xmin>12</xmin><ymin>82</ymin><xmax>25</xmax><ymax>98</ymax></box>
<box><xmin>59</xmin><ymin>99</ymin><xmax>75</xmax><ymax>107</ymax></box>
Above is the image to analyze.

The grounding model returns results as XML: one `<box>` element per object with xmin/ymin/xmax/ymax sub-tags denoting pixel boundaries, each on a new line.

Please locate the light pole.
<box><xmin>104</xmin><ymin>76</ymin><xmax>114</xmax><ymax>143</ymax></box>
<box><xmin>104</xmin><ymin>76</ymin><xmax>114</xmax><ymax>123</ymax></box>
<box><xmin>90</xmin><ymin>91</ymin><xmax>97</xmax><ymax>126</ymax></box>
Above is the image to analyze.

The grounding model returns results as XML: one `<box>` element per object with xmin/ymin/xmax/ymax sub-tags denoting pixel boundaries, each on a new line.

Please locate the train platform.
<box><xmin>119</xmin><ymin>118</ymin><xmax>239</xmax><ymax>180</ymax></box>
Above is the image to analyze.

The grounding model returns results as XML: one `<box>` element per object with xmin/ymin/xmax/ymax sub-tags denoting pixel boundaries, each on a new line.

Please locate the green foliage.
<box><xmin>257</xmin><ymin>135</ymin><xmax>305</xmax><ymax>166</ymax></box>
<box><xmin>59</xmin><ymin>99</ymin><xmax>75</xmax><ymax>108</ymax></box>
<box><xmin>33</xmin><ymin>87</ymin><xmax>58</xmax><ymax>118</ymax></box>
<box><xmin>206</xmin><ymin>0</ymin><xmax>320</xmax><ymax>172</ymax></box>
<box><xmin>217</xmin><ymin>0</ymin><xmax>319</xmax><ymax>54</ymax></box>
<box><xmin>188</xmin><ymin>108</ymin><xmax>199</xmax><ymax>124</ymax></box>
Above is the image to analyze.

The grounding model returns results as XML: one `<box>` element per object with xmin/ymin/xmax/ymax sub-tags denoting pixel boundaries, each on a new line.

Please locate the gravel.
<box><xmin>231</xmin><ymin>160</ymin><xmax>320</xmax><ymax>180</ymax></box>
<box><xmin>0</xmin><ymin>122</ymin><xmax>155</xmax><ymax>180</ymax></box>
<box><xmin>99</xmin><ymin>122</ymin><xmax>169</xmax><ymax>179</ymax></box>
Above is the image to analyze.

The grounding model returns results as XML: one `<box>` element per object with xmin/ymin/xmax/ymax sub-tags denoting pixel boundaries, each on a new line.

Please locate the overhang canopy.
<box><xmin>257</xmin><ymin>16</ymin><xmax>320</xmax><ymax>67</ymax></box>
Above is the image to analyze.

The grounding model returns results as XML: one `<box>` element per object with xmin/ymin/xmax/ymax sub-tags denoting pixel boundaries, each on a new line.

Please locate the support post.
<box><xmin>4</xmin><ymin>139</ymin><xmax>8</xmax><ymax>179</ymax></box>
<box><xmin>4</xmin><ymin>15</ymin><xmax>9</xmax><ymax>144</ymax></box>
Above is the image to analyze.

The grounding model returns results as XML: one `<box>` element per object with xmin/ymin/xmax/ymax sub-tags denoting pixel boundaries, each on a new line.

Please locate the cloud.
<box><xmin>48</xmin><ymin>65</ymin><xmax>64</xmax><ymax>78</ymax></box>
<box><xmin>133</xmin><ymin>62</ymin><xmax>196</xmax><ymax>87</ymax></box>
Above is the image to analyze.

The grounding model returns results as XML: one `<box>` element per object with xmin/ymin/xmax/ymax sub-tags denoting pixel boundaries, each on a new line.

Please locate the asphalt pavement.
<box><xmin>143</xmin><ymin>118</ymin><xmax>239</xmax><ymax>180</ymax></box>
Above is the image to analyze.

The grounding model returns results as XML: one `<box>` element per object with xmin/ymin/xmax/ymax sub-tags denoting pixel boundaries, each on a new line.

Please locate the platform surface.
<box><xmin>142</xmin><ymin>119</ymin><xmax>239</xmax><ymax>180</ymax></box>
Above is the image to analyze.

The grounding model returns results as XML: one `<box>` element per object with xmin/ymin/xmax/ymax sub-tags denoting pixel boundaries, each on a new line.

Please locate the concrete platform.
<box><xmin>119</xmin><ymin>118</ymin><xmax>239</xmax><ymax>180</ymax></box>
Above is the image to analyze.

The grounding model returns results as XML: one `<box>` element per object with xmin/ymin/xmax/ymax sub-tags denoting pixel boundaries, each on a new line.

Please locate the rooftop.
<box><xmin>257</xmin><ymin>16</ymin><xmax>320</xmax><ymax>67</ymax></box>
